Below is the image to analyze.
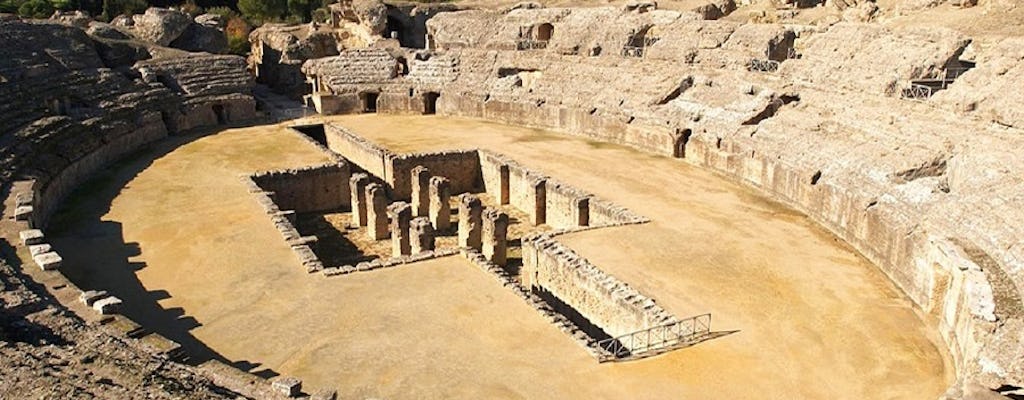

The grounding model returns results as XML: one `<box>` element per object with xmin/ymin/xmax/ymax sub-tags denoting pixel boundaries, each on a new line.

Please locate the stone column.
<box><xmin>411</xmin><ymin>166</ymin><xmax>431</xmax><ymax>217</ymax></box>
<box><xmin>410</xmin><ymin>217</ymin><xmax>435</xmax><ymax>254</ymax></box>
<box><xmin>428</xmin><ymin>176</ymin><xmax>451</xmax><ymax>231</ymax></box>
<box><xmin>350</xmin><ymin>173</ymin><xmax>370</xmax><ymax>226</ymax></box>
<box><xmin>387</xmin><ymin>202</ymin><xmax>412</xmax><ymax>257</ymax></box>
<box><xmin>482</xmin><ymin>209</ymin><xmax>509</xmax><ymax>266</ymax></box>
<box><xmin>365</xmin><ymin>183</ymin><xmax>389</xmax><ymax>240</ymax></box>
<box><xmin>457</xmin><ymin>194</ymin><xmax>483</xmax><ymax>250</ymax></box>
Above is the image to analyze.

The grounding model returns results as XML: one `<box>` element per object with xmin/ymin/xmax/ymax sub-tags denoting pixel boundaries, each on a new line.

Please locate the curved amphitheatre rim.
<box><xmin>31</xmin><ymin>111</ymin><xmax>953</xmax><ymax>394</ymax></box>
<box><xmin>7</xmin><ymin>6</ymin><xmax>1022</xmax><ymax>398</ymax></box>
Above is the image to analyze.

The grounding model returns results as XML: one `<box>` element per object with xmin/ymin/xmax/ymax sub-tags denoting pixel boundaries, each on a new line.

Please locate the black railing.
<box><xmin>597</xmin><ymin>313</ymin><xmax>711</xmax><ymax>361</ymax></box>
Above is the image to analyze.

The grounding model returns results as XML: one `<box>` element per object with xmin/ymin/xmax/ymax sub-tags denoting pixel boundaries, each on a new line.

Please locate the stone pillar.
<box><xmin>482</xmin><ymin>209</ymin><xmax>509</xmax><ymax>266</ymax></box>
<box><xmin>498</xmin><ymin>164</ymin><xmax>510</xmax><ymax>205</ymax></box>
<box><xmin>411</xmin><ymin>166</ymin><xmax>431</xmax><ymax>217</ymax></box>
<box><xmin>350</xmin><ymin>173</ymin><xmax>370</xmax><ymax>226</ymax></box>
<box><xmin>387</xmin><ymin>202</ymin><xmax>412</xmax><ymax>257</ymax></box>
<box><xmin>410</xmin><ymin>217</ymin><xmax>435</xmax><ymax>254</ymax></box>
<box><xmin>428</xmin><ymin>176</ymin><xmax>451</xmax><ymax>231</ymax></box>
<box><xmin>365</xmin><ymin>183</ymin><xmax>389</xmax><ymax>240</ymax></box>
<box><xmin>457</xmin><ymin>194</ymin><xmax>482</xmax><ymax>250</ymax></box>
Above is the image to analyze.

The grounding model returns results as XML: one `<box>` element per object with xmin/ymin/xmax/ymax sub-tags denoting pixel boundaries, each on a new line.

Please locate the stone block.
<box><xmin>411</xmin><ymin>166</ymin><xmax>431</xmax><ymax>217</ymax></box>
<box><xmin>483</xmin><ymin>209</ymin><xmax>509</xmax><ymax>267</ymax></box>
<box><xmin>14</xmin><ymin>205</ymin><xmax>33</xmax><ymax>221</ymax></box>
<box><xmin>34</xmin><ymin>252</ymin><xmax>62</xmax><ymax>271</ymax></box>
<box><xmin>79</xmin><ymin>290</ymin><xmax>109</xmax><ymax>306</ymax></box>
<box><xmin>458</xmin><ymin>194</ymin><xmax>483</xmax><ymax>250</ymax></box>
<box><xmin>365</xmin><ymin>183</ymin><xmax>389</xmax><ymax>240</ymax></box>
<box><xmin>429</xmin><ymin>176</ymin><xmax>451</xmax><ymax>231</ymax></box>
<box><xmin>350</xmin><ymin>173</ymin><xmax>370</xmax><ymax>226</ymax></box>
<box><xmin>388</xmin><ymin>201</ymin><xmax>413</xmax><ymax>257</ymax></box>
<box><xmin>19</xmin><ymin>229</ymin><xmax>44</xmax><ymax>245</ymax></box>
<box><xmin>272</xmin><ymin>377</ymin><xmax>302</xmax><ymax>397</ymax></box>
<box><xmin>411</xmin><ymin>217</ymin><xmax>435</xmax><ymax>254</ymax></box>
<box><xmin>29</xmin><ymin>243</ymin><xmax>52</xmax><ymax>256</ymax></box>
<box><xmin>92</xmin><ymin>296</ymin><xmax>123</xmax><ymax>314</ymax></box>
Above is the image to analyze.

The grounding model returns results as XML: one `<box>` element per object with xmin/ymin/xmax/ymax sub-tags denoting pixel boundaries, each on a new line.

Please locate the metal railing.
<box><xmin>901</xmin><ymin>83</ymin><xmax>937</xmax><ymax>99</ymax></box>
<box><xmin>748</xmin><ymin>58</ymin><xmax>780</xmax><ymax>72</ymax></box>
<box><xmin>621</xmin><ymin>37</ymin><xmax>660</xmax><ymax>58</ymax></box>
<box><xmin>517</xmin><ymin>39</ymin><xmax>549</xmax><ymax>50</ymax></box>
<box><xmin>901</xmin><ymin>66</ymin><xmax>975</xmax><ymax>100</ymax></box>
<box><xmin>597</xmin><ymin>313</ymin><xmax>711</xmax><ymax>361</ymax></box>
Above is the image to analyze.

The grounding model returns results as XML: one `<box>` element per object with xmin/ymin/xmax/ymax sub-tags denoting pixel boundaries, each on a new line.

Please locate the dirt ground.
<box><xmin>49</xmin><ymin>116</ymin><xmax>950</xmax><ymax>399</ymax></box>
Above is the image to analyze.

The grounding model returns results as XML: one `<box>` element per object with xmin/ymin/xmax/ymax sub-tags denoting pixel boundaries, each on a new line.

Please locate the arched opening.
<box><xmin>537</xmin><ymin>23</ymin><xmax>554</xmax><ymax>41</ymax></box>
<box><xmin>212</xmin><ymin>104</ymin><xmax>226</xmax><ymax>124</ymax></box>
<box><xmin>423</xmin><ymin>92</ymin><xmax>440</xmax><ymax>115</ymax></box>
<box><xmin>674</xmin><ymin>129</ymin><xmax>692</xmax><ymax>158</ymax></box>
<box><xmin>360</xmin><ymin>92</ymin><xmax>379</xmax><ymax>113</ymax></box>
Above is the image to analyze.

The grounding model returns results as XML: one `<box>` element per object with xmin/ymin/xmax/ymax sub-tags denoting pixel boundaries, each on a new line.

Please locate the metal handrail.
<box><xmin>597</xmin><ymin>313</ymin><xmax>711</xmax><ymax>361</ymax></box>
<box><xmin>517</xmin><ymin>39</ymin><xmax>548</xmax><ymax>50</ymax></box>
<box><xmin>749</xmin><ymin>58</ymin><xmax>780</xmax><ymax>72</ymax></box>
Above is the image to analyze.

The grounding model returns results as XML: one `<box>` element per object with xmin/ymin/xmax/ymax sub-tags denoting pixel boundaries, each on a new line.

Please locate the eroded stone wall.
<box><xmin>250</xmin><ymin>162</ymin><xmax>351</xmax><ymax>213</ymax></box>
<box><xmin>522</xmin><ymin>235</ymin><xmax>675</xmax><ymax>341</ymax></box>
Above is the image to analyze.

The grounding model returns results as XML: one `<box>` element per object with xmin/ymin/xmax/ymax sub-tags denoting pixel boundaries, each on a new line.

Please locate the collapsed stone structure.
<box><xmin>249</xmin><ymin>0</ymin><xmax>459</xmax><ymax>98</ymax></box>
<box><xmin>293</xmin><ymin>6</ymin><xmax>1024</xmax><ymax>397</ymax></box>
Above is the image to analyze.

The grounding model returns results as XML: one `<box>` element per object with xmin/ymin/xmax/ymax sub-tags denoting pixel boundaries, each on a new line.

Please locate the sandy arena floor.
<box><xmin>49</xmin><ymin>116</ymin><xmax>951</xmax><ymax>399</ymax></box>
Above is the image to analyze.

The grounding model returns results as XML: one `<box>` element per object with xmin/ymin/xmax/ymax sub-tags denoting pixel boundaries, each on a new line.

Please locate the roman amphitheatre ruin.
<box><xmin>2</xmin><ymin>0</ymin><xmax>1024</xmax><ymax>398</ymax></box>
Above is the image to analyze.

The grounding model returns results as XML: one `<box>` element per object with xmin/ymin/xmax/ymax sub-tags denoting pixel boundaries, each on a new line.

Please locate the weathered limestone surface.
<box><xmin>300</xmin><ymin>9</ymin><xmax>1024</xmax><ymax>395</ymax></box>
<box><xmin>250</xmin><ymin>162</ymin><xmax>351</xmax><ymax>212</ymax></box>
<box><xmin>410</xmin><ymin>165</ymin><xmax>431</xmax><ymax>216</ymax></box>
<box><xmin>481</xmin><ymin>209</ymin><xmax>509</xmax><ymax>266</ymax></box>
<box><xmin>428</xmin><ymin>176</ymin><xmax>451</xmax><ymax>231</ymax></box>
<box><xmin>365</xmin><ymin>183</ymin><xmax>389</xmax><ymax>240</ymax></box>
<box><xmin>410</xmin><ymin>216</ymin><xmax>435</xmax><ymax>254</ymax></box>
<box><xmin>349</xmin><ymin>173</ymin><xmax>370</xmax><ymax>226</ymax></box>
<box><xmin>387</xmin><ymin>201</ymin><xmax>413</xmax><ymax>256</ymax></box>
<box><xmin>522</xmin><ymin>235</ymin><xmax>675</xmax><ymax>341</ymax></box>
<box><xmin>249</xmin><ymin>23</ymin><xmax>347</xmax><ymax>97</ymax></box>
<box><xmin>457</xmin><ymin>194</ymin><xmax>483</xmax><ymax>249</ymax></box>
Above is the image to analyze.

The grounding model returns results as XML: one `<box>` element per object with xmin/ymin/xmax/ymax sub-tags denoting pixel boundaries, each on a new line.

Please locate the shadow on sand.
<box><xmin>45</xmin><ymin>128</ymin><xmax>282</xmax><ymax>380</ymax></box>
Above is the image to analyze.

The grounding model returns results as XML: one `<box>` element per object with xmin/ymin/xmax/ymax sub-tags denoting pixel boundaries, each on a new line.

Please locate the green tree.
<box><xmin>51</xmin><ymin>0</ymin><xmax>79</xmax><ymax>10</ymax></box>
<box><xmin>237</xmin><ymin>0</ymin><xmax>285</xmax><ymax>23</ymax></box>
<box><xmin>286</xmin><ymin>0</ymin><xmax>309</xmax><ymax>23</ymax></box>
<box><xmin>101</xmin><ymin>0</ymin><xmax>146</xmax><ymax>19</ymax></box>
<box><xmin>17</xmin><ymin>0</ymin><xmax>53</xmax><ymax>18</ymax></box>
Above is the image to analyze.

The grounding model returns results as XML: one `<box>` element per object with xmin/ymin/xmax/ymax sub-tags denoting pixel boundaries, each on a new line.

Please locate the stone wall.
<box><xmin>301</xmin><ymin>11</ymin><xmax>1024</xmax><ymax>392</ymax></box>
<box><xmin>243</xmin><ymin>177</ymin><xmax>324</xmax><ymax>273</ymax></box>
<box><xmin>386</xmin><ymin>150</ymin><xmax>480</xmax><ymax>199</ymax></box>
<box><xmin>250</xmin><ymin>162</ymin><xmax>351</xmax><ymax>213</ymax></box>
<box><xmin>323</xmin><ymin>124</ymin><xmax>390</xmax><ymax>178</ymax></box>
<box><xmin>522</xmin><ymin>234</ymin><xmax>675</xmax><ymax>342</ymax></box>
<box><xmin>28</xmin><ymin>112</ymin><xmax>168</xmax><ymax>228</ymax></box>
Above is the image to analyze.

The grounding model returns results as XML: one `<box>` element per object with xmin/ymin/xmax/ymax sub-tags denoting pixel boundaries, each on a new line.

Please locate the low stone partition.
<box><xmin>243</xmin><ymin>177</ymin><xmax>324</xmax><ymax>272</ymax></box>
<box><xmin>387</xmin><ymin>150</ymin><xmax>481</xmax><ymax>199</ymax></box>
<box><xmin>250</xmin><ymin>162</ymin><xmax>351</xmax><ymax>213</ymax></box>
<box><xmin>521</xmin><ymin>234</ymin><xmax>677</xmax><ymax>344</ymax></box>
<box><xmin>478</xmin><ymin>149</ymin><xmax>649</xmax><ymax>229</ymax></box>
<box><xmin>322</xmin><ymin>124</ymin><xmax>390</xmax><ymax>179</ymax></box>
